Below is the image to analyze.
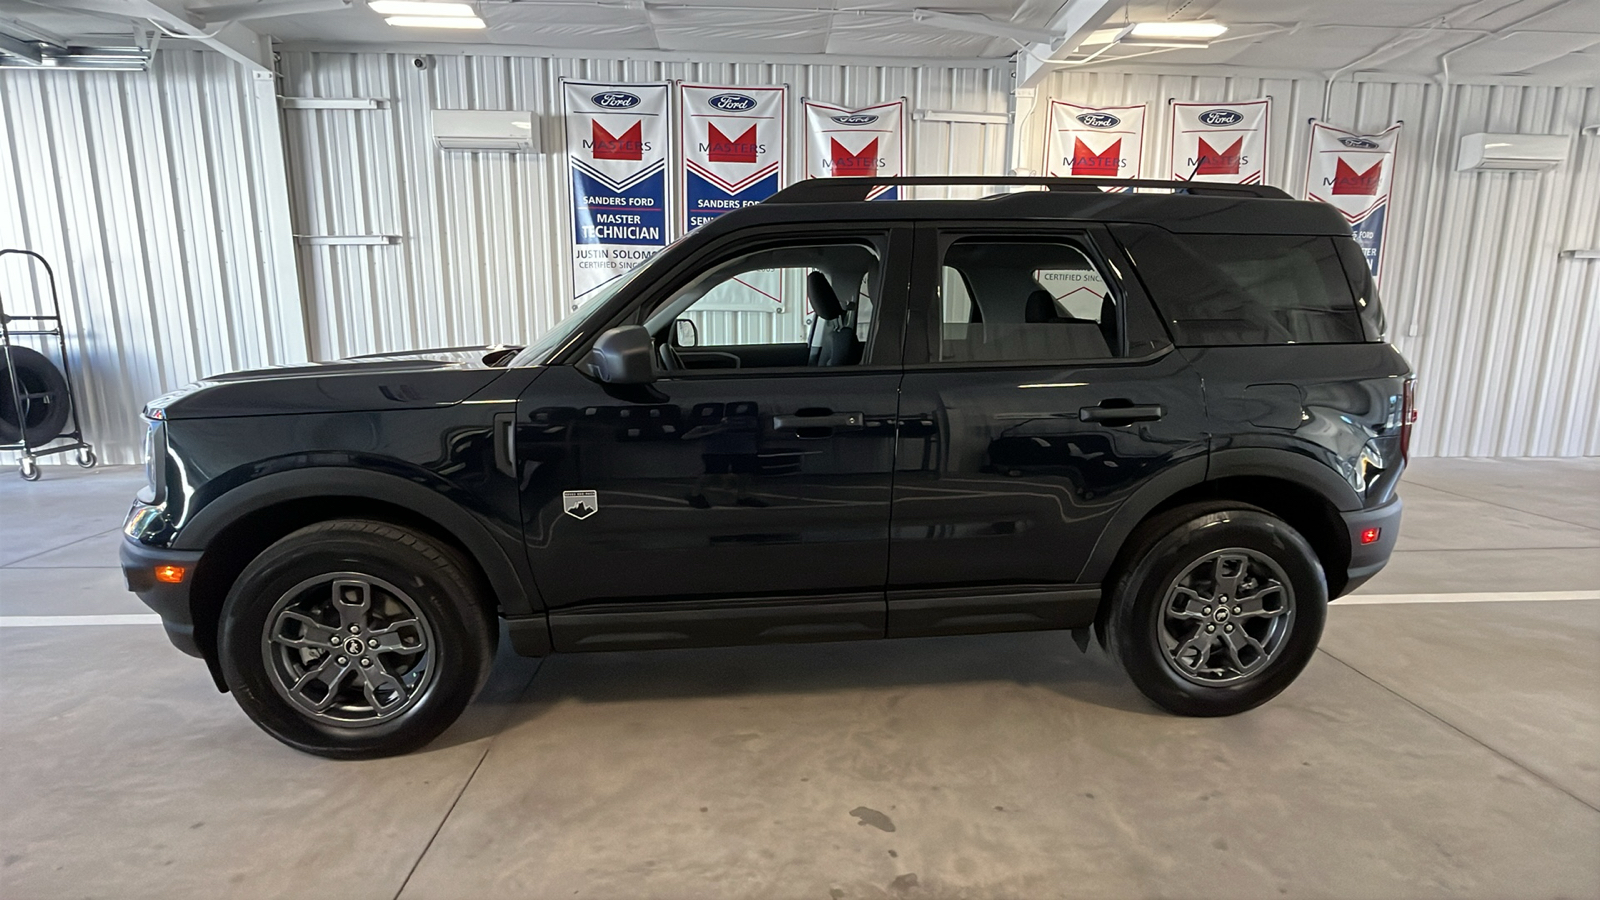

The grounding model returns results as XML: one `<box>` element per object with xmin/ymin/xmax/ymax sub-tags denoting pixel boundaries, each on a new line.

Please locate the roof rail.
<box><xmin>765</xmin><ymin>176</ymin><xmax>1292</xmax><ymax>203</ymax></box>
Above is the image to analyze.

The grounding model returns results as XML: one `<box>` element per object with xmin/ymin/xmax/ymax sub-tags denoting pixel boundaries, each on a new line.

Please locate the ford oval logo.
<box><xmin>831</xmin><ymin>114</ymin><xmax>879</xmax><ymax>126</ymax></box>
<box><xmin>591</xmin><ymin>91</ymin><xmax>641</xmax><ymax>110</ymax></box>
<box><xmin>1338</xmin><ymin>136</ymin><xmax>1380</xmax><ymax>149</ymax></box>
<box><xmin>1075</xmin><ymin>112</ymin><xmax>1120</xmax><ymax>129</ymax></box>
<box><xmin>709</xmin><ymin>93</ymin><xmax>757</xmax><ymax>112</ymax></box>
<box><xmin>1198</xmin><ymin>108</ymin><xmax>1244</xmax><ymax>127</ymax></box>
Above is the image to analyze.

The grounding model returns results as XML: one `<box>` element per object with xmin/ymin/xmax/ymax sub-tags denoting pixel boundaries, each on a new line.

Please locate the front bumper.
<box><xmin>1337</xmin><ymin>493</ymin><xmax>1403</xmax><ymax>596</ymax></box>
<box><xmin>120</xmin><ymin>537</ymin><xmax>204</xmax><ymax>658</ymax></box>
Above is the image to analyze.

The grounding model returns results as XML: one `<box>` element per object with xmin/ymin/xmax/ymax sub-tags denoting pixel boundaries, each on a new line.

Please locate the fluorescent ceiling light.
<box><xmin>370</xmin><ymin>1</ymin><xmax>475</xmax><ymax>16</ymax></box>
<box><xmin>1118</xmin><ymin>21</ymin><xmax>1227</xmax><ymax>46</ymax></box>
<box><xmin>385</xmin><ymin>14</ymin><xmax>486</xmax><ymax>28</ymax></box>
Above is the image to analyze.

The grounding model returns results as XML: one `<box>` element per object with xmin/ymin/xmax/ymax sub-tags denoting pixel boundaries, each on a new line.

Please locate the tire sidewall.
<box><xmin>1113</xmin><ymin>509</ymin><xmax>1327</xmax><ymax>716</ymax></box>
<box><xmin>219</xmin><ymin>526</ymin><xmax>489</xmax><ymax>758</ymax></box>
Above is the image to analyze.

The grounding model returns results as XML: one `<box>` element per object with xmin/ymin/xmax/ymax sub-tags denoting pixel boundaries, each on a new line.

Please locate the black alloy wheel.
<box><xmin>219</xmin><ymin>520</ymin><xmax>495</xmax><ymax>758</ymax></box>
<box><xmin>1108</xmin><ymin>502</ymin><xmax>1327</xmax><ymax>717</ymax></box>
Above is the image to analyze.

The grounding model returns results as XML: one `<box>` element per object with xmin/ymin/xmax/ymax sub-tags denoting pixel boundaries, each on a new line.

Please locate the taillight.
<box><xmin>1401</xmin><ymin>378</ymin><xmax>1417</xmax><ymax>463</ymax></box>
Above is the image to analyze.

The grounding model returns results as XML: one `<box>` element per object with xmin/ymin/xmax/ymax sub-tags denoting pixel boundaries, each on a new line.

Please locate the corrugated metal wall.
<box><xmin>276</xmin><ymin>52</ymin><xmax>1010</xmax><ymax>362</ymax></box>
<box><xmin>0</xmin><ymin>50</ymin><xmax>304</xmax><ymax>466</ymax></box>
<box><xmin>4</xmin><ymin>47</ymin><xmax>1593</xmax><ymax>463</ymax></box>
<box><xmin>1019</xmin><ymin>72</ymin><xmax>1600</xmax><ymax>457</ymax></box>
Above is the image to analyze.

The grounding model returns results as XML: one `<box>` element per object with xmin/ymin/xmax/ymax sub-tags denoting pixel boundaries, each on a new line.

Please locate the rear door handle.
<box><xmin>773</xmin><ymin>411</ymin><xmax>864</xmax><ymax>432</ymax></box>
<box><xmin>1079</xmin><ymin>403</ymin><xmax>1165</xmax><ymax>425</ymax></box>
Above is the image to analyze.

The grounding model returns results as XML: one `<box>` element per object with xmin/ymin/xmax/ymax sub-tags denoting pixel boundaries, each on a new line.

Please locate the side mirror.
<box><xmin>673</xmin><ymin>317</ymin><xmax>699</xmax><ymax>349</ymax></box>
<box><xmin>585</xmin><ymin>326</ymin><xmax>657</xmax><ymax>385</ymax></box>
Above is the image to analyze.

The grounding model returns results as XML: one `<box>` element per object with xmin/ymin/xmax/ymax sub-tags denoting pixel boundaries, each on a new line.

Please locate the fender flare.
<box><xmin>172</xmin><ymin>467</ymin><xmax>538</xmax><ymax>615</ymax></box>
<box><xmin>1076</xmin><ymin>447</ymin><xmax>1363</xmax><ymax>585</ymax></box>
<box><xmin>1207</xmin><ymin>447</ymin><xmax>1364</xmax><ymax>512</ymax></box>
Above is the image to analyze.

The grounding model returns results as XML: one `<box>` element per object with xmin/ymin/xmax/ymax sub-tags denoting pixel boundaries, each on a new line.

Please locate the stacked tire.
<box><xmin>1</xmin><ymin>345</ymin><xmax>71</xmax><ymax>448</ymax></box>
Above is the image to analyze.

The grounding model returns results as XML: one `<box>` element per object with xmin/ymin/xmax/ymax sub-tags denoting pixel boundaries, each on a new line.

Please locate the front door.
<box><xmin>887</xmin><ymin>223</ymin><xmax>1209</xmax><ymax>637</ymax></box>
<box><xmin>517</xmin><ymin>225</ymin><xmax>910</xmax><ymax>650</ymax></box>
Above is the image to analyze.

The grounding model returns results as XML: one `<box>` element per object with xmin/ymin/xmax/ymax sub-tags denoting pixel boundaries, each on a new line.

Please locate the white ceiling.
<box><xmin>2</xmin><ymin>0</ymin><xmax>1598</xmax><ymax>80</ymax></box>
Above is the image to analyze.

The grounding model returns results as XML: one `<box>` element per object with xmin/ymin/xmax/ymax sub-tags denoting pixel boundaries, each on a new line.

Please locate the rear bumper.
<box><xmin>119</xmin><ymin>537</ymin><xmax>204</xmax><ymax>658</ymax></box>
<box><xmin>1337</xmin><ymin>493</ymin><xmax>1403</xmax><ymax>597</ymax></box>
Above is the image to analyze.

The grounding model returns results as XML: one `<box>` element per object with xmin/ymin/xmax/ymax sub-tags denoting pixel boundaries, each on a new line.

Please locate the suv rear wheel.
<box><xmin>1107</xmin><ymin>503</ymin><xmax>1327</xmax><ymax>716</ymax></box>
<box><xmin>218</xmin><ymin>520</ymin><xmax>495</xmax><ymax>758</ymax></box>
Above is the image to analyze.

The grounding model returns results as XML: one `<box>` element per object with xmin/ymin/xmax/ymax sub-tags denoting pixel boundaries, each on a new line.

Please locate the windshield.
<box><xmin>509</xmin><ymin>261</ymin><xmax>654</xmax><ymax>367</ymax></box>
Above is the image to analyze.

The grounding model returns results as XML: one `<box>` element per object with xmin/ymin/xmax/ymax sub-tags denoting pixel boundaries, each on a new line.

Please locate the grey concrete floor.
<box><xmin>2</xmin><ymin>459</ymin><xmax>1597</xmax><ymax>899</ymax></box>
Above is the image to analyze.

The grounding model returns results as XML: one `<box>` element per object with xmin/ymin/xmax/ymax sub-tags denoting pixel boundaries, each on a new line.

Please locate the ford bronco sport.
<box><xmin>123</xmin><ymin>176</ymin><xmax>1412</xmax><ymax>758</ymax></box>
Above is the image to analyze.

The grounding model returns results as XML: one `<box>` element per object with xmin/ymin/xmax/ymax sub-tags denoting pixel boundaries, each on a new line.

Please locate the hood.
<box><xmin>147</xmin><ymin>345</ymin><xmax>524</xmax><ymax>420</ymax></box>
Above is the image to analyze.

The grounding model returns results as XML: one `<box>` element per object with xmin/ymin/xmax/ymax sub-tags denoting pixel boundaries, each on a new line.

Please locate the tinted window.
<box><xmin>1116</xmin><ymin>228</ymin><xmax>1366</xmax><ymax>345</ymax></box>
<box><xmin>934</xmin><ymin>238</ymin><xmax>1117</xmax><ymax>363</ymax></box>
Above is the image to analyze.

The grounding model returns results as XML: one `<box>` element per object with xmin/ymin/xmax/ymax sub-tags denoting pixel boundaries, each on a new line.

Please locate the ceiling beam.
<box><xmin>1015</xmin><ymin>0</ymin><xmax>1123</xmax><ymax>89</ymax></box>
<box><xmin>119</xmin><ymin>0</ymin><xmax>271</xmax><ymax>69</ymax></box>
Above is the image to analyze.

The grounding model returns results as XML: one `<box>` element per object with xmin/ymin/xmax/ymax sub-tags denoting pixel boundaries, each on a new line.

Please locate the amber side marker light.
<box><xmin>1360</xmin><ymin>528</ymin><xmax>1381</xmax><ymax>545</ymax></box>
<box><xmin>154</xmin><ymin>565</ymin><xmax>187</xmax><ymax>584</ymax></box>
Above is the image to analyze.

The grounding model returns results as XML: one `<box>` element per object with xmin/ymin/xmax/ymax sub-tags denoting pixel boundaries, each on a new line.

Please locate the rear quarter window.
<box><xmin>1113</xmin><ymin>226</ymin><xmax>1369</xmax><ymax>346</ymax></box>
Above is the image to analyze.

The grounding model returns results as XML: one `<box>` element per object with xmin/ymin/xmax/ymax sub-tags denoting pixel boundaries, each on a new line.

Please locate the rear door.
<box><xmin>887</xmin><ymin>222</ymin><xmax>1208</xmax><ymax>637</ymax></box>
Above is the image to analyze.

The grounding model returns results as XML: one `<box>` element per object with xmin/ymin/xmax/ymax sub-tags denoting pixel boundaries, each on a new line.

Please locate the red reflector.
<box><xmin>1360</xmin><ymin>528</ymin><xmax>1381</xmax><ymax>545</ymax></box>
<box><xmin>154</xmin><ymin>565</ymin><xmax>186</xmax><ymax>584</ymax></box>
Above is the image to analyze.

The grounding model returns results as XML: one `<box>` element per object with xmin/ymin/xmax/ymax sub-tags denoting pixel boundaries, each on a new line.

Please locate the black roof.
<box><xmin>702</xmin><ymin>176</ymin><xmax>1351</xmax><ymax>237</ymax></box>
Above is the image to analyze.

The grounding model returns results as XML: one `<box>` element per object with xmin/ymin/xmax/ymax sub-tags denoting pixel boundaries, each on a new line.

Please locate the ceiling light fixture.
<box><xmin>1114</xmin><ymin>21</ymin><xmax>1227</xmax><ymax>47</ymax></box>
<box><xmin>385</xmin><ymin>14</ymin><xmax>486</xmax><ymax>27</ymax></box>
<box><xmin>370</xmin><ymin>1</ymin><xmax>475</xmax><ymax>14</ymax></box>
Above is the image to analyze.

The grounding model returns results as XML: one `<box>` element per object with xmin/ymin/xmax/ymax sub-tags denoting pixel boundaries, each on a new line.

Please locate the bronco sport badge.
<box><xmin>563</xmin><ymin>490</ymin><xmax>599</xmax><ymax>519</ymax></box>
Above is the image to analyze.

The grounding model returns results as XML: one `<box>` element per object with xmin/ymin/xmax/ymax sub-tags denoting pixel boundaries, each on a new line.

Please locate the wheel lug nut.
<box><xmin>368</xmin><ymin>639</ymin><xmax>379</xmax><ymax>648</ymax></box>
<box><xmin>1234</xmin><ymin>606</ymin><xmax>1242</xmax><ymax>614</ymax></box>
<box><xmin>360</xmin><ymin>658</ymin><xmax>372</xmax><ymax>668</ymax></box>
<box><xmin>337</xmin><ymin>656</ymin><xmax>348</xmax><ymax>665</ymax></box>
<box><xmin>1225</xmin><ymin>624</ymin><xmax>1234</xmax><ymax>633</ymax></box>
<box><xmin>1202</xmin><ymin>607</ymin><xmax>1212</xmax><ymax>615</ymax></box>
<box><xmin>331</xmin><ymin>636</ymin><xmax>342</xmax><ymax>645</ymax></box>
<box><xmin>348</xmin><ymin>625</ymin><xmax>360</xmax><ymax>634</ymax></box>
<box><xmin>1206</xmin><ymin>624</ymin><xmax>1216</xmax><ymax>633</ymax></box>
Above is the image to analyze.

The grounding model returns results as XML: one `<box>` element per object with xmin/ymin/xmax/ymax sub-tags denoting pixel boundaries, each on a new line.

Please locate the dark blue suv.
<box><xmin>122</xmin><ymin>177</ymin><xmax>1412</xmax><ymax>757</ymax></box>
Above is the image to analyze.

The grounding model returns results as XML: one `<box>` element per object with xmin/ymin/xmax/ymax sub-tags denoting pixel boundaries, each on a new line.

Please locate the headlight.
<box><xmin>138</xmin><ymin>418</ymin><xmax>166</xmax><ymax>504</ymax></box>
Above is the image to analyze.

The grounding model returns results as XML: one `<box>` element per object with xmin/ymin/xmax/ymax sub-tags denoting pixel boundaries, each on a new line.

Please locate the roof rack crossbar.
<box><xmin>765</xmin><ymin>176</ymin><xmax>1291</xmax><ymax>203</ymax></box>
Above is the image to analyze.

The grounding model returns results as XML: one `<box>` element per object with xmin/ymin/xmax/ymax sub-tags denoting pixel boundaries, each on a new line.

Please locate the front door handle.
<box><xmin>1079</xmin><ymin>403</ymin><xmax>1165</xmax><ymax>425</ymax></box>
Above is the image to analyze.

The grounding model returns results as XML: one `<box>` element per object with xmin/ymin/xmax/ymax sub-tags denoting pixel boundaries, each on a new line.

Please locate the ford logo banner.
<box><xmin>708</xmin><ymin>93</ymin><xmax>758</xmax><ymax>112</ymax></box>
<box><xmin>591</xmin><ymin>91</ymin><xmax>641</xmax><ymax>110</ymax></box>
<box><xmin>1075</xmin><ymin>112</ymin><xmax>1120</xmax><ymax>129</ymax></box>
<box><xmin>1338</xmin><ymin>136</ymin><xmax>1381</xmax><ymax>150</ymax></box>
<box><xmin>1198</xmin><ymin>108</ymin><xmax>1244</xmax><ymax>127</ymax></box>
<box><xmin>831</xmin><ymin>114</ymin><xmax>879</xmax><ymax>126</ymax></box>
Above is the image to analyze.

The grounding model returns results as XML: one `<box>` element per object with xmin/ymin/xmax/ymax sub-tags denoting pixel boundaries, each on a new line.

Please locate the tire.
<box><xmin>218</xmin><ymin>520</ymin><xmax>496</xmax><ymax>759</ymax></box>
<box><xmin>0</xmin><ymin>345</ymin><xmax>71</xmax><ymax>448</ymax></box>
<box><xmin>1107</xmin><ymin>502</ymin><xmax>1327</xmax><ymax>717</ymax></box>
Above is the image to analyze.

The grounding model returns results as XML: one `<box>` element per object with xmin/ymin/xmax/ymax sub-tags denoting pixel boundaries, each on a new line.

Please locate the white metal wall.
<box><xmin>276</xmin><ymin>52</ymin><xmax>1010</xmax><ymax>362</ymax></box>
<box><xmin>1019</xmin><ymin>72</ymin><xmax>1600</xmax><ymax>457</ymax></box>
<box><xmin>0</xmin><ymin>50</ymin><xmax>305</xmax><ymax>466</ymax></box>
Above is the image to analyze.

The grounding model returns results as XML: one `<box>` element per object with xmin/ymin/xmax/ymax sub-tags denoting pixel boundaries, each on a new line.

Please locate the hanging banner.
<box><xmin>679</xmin><ymin>84</ymin><xmax>787</xmax><ymax>232</ymax></box>
<box><xmin>562</xmin><ymin>81</ymin><xmax>670</xmax><ymax>306</ymax></box>
<box><xmin>1304</xmin><ymin>121</ymin><xmax>1403</xmax><ymax>283</ymax></box>
<box><xmin>1169</xmin><ymin>98</ymin><xmax>1270</xmax><ymax>184</ymax></box>
<box><xmin>802</xmin><ymin>98</ymin><xmax>907</xmax><ymax>200</ymax></box>
<box><xmin>1043</xmin><ymin>101</ymin><xmax>1146</xmax><ymax>188</ymax></box>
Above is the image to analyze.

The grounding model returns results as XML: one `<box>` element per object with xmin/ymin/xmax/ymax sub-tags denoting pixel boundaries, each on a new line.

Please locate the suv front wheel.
<box><xmin>1108</xmin><ymin>503</ymin><xmax>1327</xmax><ymax>716</ymax></box>
<box><xmin>218</xmin><ymin>520</ymin><xmax>495</xmax><ymax>758</ymax></box>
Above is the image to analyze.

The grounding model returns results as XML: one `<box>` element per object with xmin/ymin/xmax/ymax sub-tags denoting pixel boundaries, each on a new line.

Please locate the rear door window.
<box><xmin>1113</xmin><ymin>227</ymin><xmax>1367</xmax><ymax>345</ymax></box>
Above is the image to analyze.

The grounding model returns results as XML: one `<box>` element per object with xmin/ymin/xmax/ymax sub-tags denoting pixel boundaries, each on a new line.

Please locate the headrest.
<box><xmin>1024</xmin><ymin>289</ymin><xmax>1059</xmax><ymax>323</ymax></box>
<box><xmin>807</xmin><ymin>271</ymin><xmax>844</xmax><ymax>321</ymax></box>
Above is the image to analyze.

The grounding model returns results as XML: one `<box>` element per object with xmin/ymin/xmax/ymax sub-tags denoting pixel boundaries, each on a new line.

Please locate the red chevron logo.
<box><xmin>707</xmin><ymin>124</ymin><xmax>758</xmax><ymax>163</ymax></box>
<box><xmin>1331</xmin><ymin>158</ymin><xmax>1382</xmax><ymax>195</ymax></box>
<box><xmin>1070</xmin><ymin>138</ymin><xmax>1121</xmax><ymax>177</ymax></box>
<box><xmin>829</xmin><ymin>138</ymin><xmax>879</xmax><ymax>175</ymax></box>
<box><xmin>1194</xmin><ymin>137</ymin><xmax>1243</xmax><ymax>176</ymax></box>
<box><xmin>590</xmin><ymin>120</ymin><xmax>642</xmax><ymax>161</ymax></box>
